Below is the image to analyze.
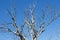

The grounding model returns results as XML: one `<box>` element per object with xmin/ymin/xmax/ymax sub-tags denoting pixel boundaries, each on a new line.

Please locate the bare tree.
<box><xmin>24</xmin><ymin>3</ymin><xmax>60</xmax><ymax>40</ymax></box>
<box><xmin>0</xmin><ymin>2</ymin><xmax>60</xmax><ymax>40</ymax></box>
<box><xmin>0</xmin><ymin>2</ymin><xmax>26</xmax><ymax>40</ymax></box>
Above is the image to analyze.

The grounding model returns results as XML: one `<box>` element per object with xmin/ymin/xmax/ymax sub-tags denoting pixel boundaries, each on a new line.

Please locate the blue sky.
<box><xmin>0</xmin><ymin>0</ymin><xmax>60</xmax><ymax>40</ymax></box>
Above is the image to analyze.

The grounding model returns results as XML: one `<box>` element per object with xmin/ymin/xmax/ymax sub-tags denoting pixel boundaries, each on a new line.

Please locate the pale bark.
<box><xmin>33</xmin><ymin>38</ymin><xmax>37</xmax><ymax>40</ymax></box>
<box><xmin>19</xmin><ymin>35</ymin><xmax>25</xmax><ymax>40</ymax></box>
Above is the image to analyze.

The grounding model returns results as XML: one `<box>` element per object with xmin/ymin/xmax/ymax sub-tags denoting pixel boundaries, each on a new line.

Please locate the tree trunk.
<box><xmin>33</xmin><ymin>35</ymin><xmax>37</xmax><ymax>40</ymax></box>
<box><xmin>19</xmin><ymin>34</ymin><xmax>25</xmax><ymax>40</ymax></box>
<box><xmin>33</xmin><ymin>37</ymin><xmax>37</xmax><ymax>40</ymax></box>
<box><xmin>20</xmin><ymin>36</ymin><xmax>25</xmax><ymax>40</ymax></box>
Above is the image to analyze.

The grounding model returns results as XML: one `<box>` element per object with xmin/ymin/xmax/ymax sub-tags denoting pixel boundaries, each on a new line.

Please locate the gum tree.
<box><xmin>0</xmin><ymin>2</ymin><xmax>60</xmax><ymax>40</ymax></box>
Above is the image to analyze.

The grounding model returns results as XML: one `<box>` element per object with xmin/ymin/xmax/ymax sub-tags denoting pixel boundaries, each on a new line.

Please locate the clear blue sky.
<box><xmin>0</xmin><ymin>0</ymin><xmax>60</xmax><ymax>40</ymax></box>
